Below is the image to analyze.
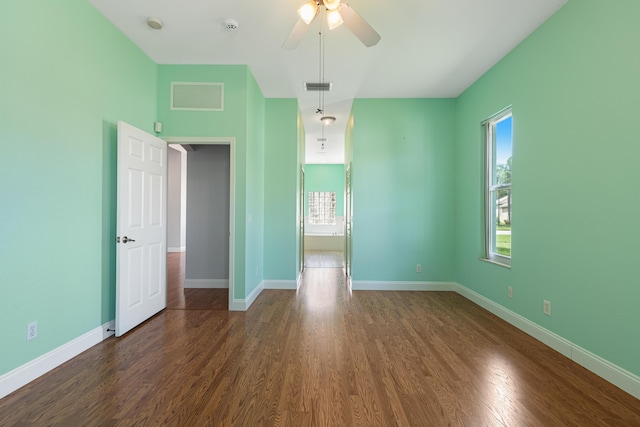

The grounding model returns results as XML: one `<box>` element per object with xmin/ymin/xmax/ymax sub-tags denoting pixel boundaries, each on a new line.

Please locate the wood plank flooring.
<box><xmin>166</xmin><ymin>252</ymin><xmax>228</xmax><ymax>311</ymax></box>
<box><xmin>304</xmin><ymin>251</ymin><xmax>344</xmax><ymax>268</ymax></box>
<box><xmin>1</xmin><ymin>253</ymin><xmax>639</xmax><ymax>426</ymax></box>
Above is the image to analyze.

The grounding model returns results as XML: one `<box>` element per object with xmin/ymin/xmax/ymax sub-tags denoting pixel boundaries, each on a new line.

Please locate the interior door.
<box><xmin>116</xmin><ymin>121</ymin><xmax>167</xmax><ymax>336</ymax></box>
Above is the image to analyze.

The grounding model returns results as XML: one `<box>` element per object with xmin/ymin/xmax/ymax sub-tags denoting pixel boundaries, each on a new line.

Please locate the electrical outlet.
<box><xmin>543</xmin><ymin>300</ymin><xmax>551</xmax><ymax>316</ymax></box>
<box><xmin>416</xmin><ymin>264</ymin><xmax>422</xmax><ymax>273</ymax></box>
<box><xmin>508</xmin><ymin>286</ymin><xmax>513</xmax><ymax>298</ymax></box>
<box><xmin>27</xmin><ymin>321</ymin><xmax>38</xmax><ymax>341</ymax></box>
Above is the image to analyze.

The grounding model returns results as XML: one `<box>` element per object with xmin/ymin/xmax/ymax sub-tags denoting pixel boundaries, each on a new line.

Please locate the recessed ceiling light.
<box><xmin>146</xmin><ymin>17</ymin><xmax>163</xmax><ymax>30</ymax></box>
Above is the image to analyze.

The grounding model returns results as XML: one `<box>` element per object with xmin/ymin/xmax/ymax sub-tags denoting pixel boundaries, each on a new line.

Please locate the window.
<box><xmin>484</xmin><ymin>108</ymin><xmax>512</xmax><ymax>265</ymax></box>
<box><xmin>308</xmin><ymin>192</ymin><xmax>336</xmax><ymax>225</ymax></box>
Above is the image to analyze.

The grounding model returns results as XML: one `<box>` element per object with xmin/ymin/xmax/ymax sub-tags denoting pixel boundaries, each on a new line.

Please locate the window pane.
<box><xmin>490</xmin><ymin>190</ymin><xmax>498</xmax><ymax>254</ymax></box>
<box><xmin>493</xmin><ymin>115</ymin><xmax>512</xmax><ymax>187</ymax></box>
<box><xmin>495</xmin><ymin>188</ymin><xmax>512</xmax><ymax>257</ymax></box>
<box><xmin>308</xmin><ymin>191</ymin><xmax>336</xmax><ymax>225</ymax></box>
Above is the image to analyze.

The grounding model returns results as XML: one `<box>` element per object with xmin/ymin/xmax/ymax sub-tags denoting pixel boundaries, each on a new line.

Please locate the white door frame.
<box><xmin>164</xmin><ymin>137</ymin><xmax>236</xmax><ymax>311</ymax></box>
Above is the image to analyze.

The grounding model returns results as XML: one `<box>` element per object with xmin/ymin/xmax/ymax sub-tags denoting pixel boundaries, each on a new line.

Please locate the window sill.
<box><xmin>479</xmin><ymin>257</ymin><xmax>511</xmax><ymax>269</ymax></box>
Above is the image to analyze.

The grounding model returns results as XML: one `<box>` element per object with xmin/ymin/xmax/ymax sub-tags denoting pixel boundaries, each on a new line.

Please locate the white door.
<box><xmin>116</xmin><ymin>121</ymin><xmax>167</xmax><ymax>337</ymax></box>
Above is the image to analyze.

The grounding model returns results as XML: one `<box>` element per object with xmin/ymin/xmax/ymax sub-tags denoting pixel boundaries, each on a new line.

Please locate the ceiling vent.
<box><xmin>304</xmin><ymin>82</ymin><xmax>332</xmax><ymax>91</ymax></box>
<box><xmin>171</xmin><ymin>82</ymin><xmax>224</xmax><ymax>111</ymax></box>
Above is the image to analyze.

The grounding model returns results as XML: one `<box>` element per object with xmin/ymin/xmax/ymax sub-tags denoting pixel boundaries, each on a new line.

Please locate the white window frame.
<box><xmin>483</xmin><ymin>107</ymin><xmax>512</xmax><ymax>267</ymax></box>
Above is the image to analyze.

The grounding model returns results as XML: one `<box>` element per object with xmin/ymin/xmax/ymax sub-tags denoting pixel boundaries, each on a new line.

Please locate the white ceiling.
<box><xmin>89</xmin><ymin>0</ymin><xmax>567</xmax><ymax>164</ymax></box>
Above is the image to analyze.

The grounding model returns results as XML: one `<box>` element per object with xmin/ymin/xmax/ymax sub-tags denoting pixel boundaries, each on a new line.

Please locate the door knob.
<box><xmin>122</xmin><ymin>236</ymin><xmax>136</xmax><ymax>243</ymax></box>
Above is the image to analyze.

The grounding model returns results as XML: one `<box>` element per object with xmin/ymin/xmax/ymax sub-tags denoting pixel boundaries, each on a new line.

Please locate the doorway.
<box><xmin>303</xmin><ymin>163</ymin><xmax>346</xmax><ymax>270</ymax></box>
<box><xmin>166</xmin><ymin>137</ymin><xmax>236</xmax><ymax>310</ymax></box>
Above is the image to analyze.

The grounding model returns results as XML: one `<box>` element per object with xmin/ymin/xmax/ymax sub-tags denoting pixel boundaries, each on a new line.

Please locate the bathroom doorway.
<box><xmin>303</xmin><ymin>163</ymin><xmax>345</xmax><ymax>269</ymax></box>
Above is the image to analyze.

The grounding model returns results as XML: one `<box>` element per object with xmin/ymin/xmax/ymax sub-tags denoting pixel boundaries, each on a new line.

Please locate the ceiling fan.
<box><xmin>283</xmin><ymin>0</ymin><xmax>381</xmax><ymax>50</ymax></box>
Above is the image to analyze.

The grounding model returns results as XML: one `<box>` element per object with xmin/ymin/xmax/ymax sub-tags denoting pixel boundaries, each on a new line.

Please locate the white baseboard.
<box><xmin>167</xmin><ymin>247</ymin><xmax>186</xmax><ymax>253</ymax></box>
<box><xmin>245</xmin><ymin>281</ymin><xmax>264</xmax><ymax>309</ymax></box>
<box><xmin>228</xmin><ymin>281</ymin><xmax>264</xmax><ymax>311</ymax></box>
<box><xmin>352</xmin><ymin>281</ymin><xmax>456</xmax><ymax>291</ymax></box>
<box><xmin>264</xmin><ymin>280</ymin><xmax>297</xmax><ymax>290</ymax></box>
<box><xmin>228</xmin><ymin>298</ymin><xmax>247</xmax><ymax>311</ymax></box>
<box><xmin>5</xmin><ymin>283</ymin><xmax>638</xmax><ymax>404</ymax></box>
<box><xmin>454</xmin><ymin>283</ymin><xmax>640</xmax><ymax>400</ymax></box>
<box><xmin>184</xmin><ymin>279</ymin><xmax>228</xmax><ymax>289</ymax></box>
<box><xmin>0</xmin><ymin>321</ymin><xmax>115</xmax><ymax>400</ymax></box>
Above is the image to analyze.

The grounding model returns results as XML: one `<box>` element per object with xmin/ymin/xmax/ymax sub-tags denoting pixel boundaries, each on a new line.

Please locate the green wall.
<box><xmin>351</xmin><ymin>99</ymin><xmax>456</xmax><ymax>282</ymax></box>
<box><xmin>156</xmin><ymin>64</ymin><xmax>265</xmax><ymax>300</ymax></box>
<box><xmin>304</xmin><ymin>164</ymin><xmax>345</xmax><ymax>216</ymax></box>
<box><xmin>0</xmin><ymin>0</ymin><xmax>158</xmax><ymax>375</ymax></box>
<box><xmin>245</xmin><ymin>72</ymin><xmax>266</xmax><ymax>295</ymax></box>
<box><xmin>264</xmin><ymin>99</ymin><xmax>300</xmax><ymax>281</ymax></box>
<box><xmin>454</xmin><ymin>0</ymin><xmax>640</xmax><ymax>376</ymax></box>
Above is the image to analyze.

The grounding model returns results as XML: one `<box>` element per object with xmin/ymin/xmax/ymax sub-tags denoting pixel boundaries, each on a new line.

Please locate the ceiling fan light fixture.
<box><xmin>320</xmin><ymin>116</ymin><xmax>336</xmax><ymax>126</ymax></box>
<box><xmin>323</xmin><ymin>0</ymin><xmax>341</xmax><ymax>11</ymax></box>
<box><xmin>298</xmin><ymin>1</ymin><xmax>318</xmax><ymax>25</ymax></box>
<box><xmin>327</xmin><ymin>9</ymin><xmax>343</xmax><ymax>30</ymax></box>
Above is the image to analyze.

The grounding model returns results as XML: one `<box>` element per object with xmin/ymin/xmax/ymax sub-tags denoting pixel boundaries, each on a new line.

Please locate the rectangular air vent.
<box><xmin>171</xmin><ymin>82</ymin><xmax>224</xmax><ymax>111</ymax></box>
<box><xmin>304</xmin><ymin>82</ymin><xmax>332</xmax><ymax>91</ymax></box>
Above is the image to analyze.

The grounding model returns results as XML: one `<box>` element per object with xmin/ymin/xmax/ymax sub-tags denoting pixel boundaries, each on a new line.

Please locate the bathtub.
<box><xmin>304</xmin><ymin>232</ymin><xmax>345</xmax><ymax>251</ymax></box>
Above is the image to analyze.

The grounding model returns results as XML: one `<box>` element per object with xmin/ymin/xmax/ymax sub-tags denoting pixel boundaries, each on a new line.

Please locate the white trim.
<box><xmin>184</xmin><ymin>279</ymin><xmax>229</xmax><ymax>289</ymax></box>
<box><xmin>0</xmin><ymin>321</ymin><xmax>115</xmax><ymax>400</ymax></box>
<box><xmin>167</xmin><ymin>246</ymin><xmax>186</xmax><ymax>253</ymax></box>
<box><xmin>228</xmin><ymin>298</ymin><xmax>247</xmax><ymax>311</ymax></box>
<box><xmin>163</xmin><ymin>137</ymin><xmax>236</xmax><ymax>313</ymax></box>
<box><xmin>479</xmin><ymin>257</ymin><xmax>511</xmax><ymax>269</ymax></box>
<box><xmin>228</xmin><ymin>282</ymin><xmax>265</xmax><ymax>312</ymax></box>
<box><xmin>571</xmin><ymin>346</ymin><xmax>640</xmax><ymax>400</ymax></box>
<box><xmin>454</xmin><ymin>283</ymin><xmax>640</xmax><ymax>400</ymax></box>
<box><xmin>245</xmin><ymin>282</ymin><xmax>264</xmax><ymax>308</ymax></box>
<box><xmin>352</xmin><ymin>281</ymin><xmax>456</xmax><ymax>291</ymax></box>
<box><xmin>263</xmin><ymin>280</ymin><xmax>298</xmax><ymax>290</ymax></box>
<box><xmin>168</xmin><ymin>144</ymin><xmax>188</xmax><ymax>153</ymax></box>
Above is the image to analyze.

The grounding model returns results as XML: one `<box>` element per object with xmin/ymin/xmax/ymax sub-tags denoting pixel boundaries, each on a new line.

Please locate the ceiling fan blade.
<box><xmin>339</xmin><ymin>3</ymin><xmax>381</xmax><ymax>47</ymax></box>
<box><xmin>282</xmin><ymin>18</ymin><xmax>312</xmax><ymax>50</ymax></box>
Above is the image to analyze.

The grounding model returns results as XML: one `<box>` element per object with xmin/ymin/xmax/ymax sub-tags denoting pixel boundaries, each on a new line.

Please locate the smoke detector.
<box><xmin>224</xmin><ymin>19</ymin><xmax>239</xmax><ymax>31</ymax></box>
<box><xmin>146</xmin><ymin>17</ymin><xmax>164</xmax><ymax>30</ymax></box>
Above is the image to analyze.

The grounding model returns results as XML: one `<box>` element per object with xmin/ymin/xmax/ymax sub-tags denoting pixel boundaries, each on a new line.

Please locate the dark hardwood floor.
<box><xmin>166</xmin><ymin>252</ymin><xmax>228</xmax><ymax>311</ymax></box>
<box><xmin>1</xmin><ymin>253</ymin><xmax>639</xmax><ymax>426</ymax></box>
